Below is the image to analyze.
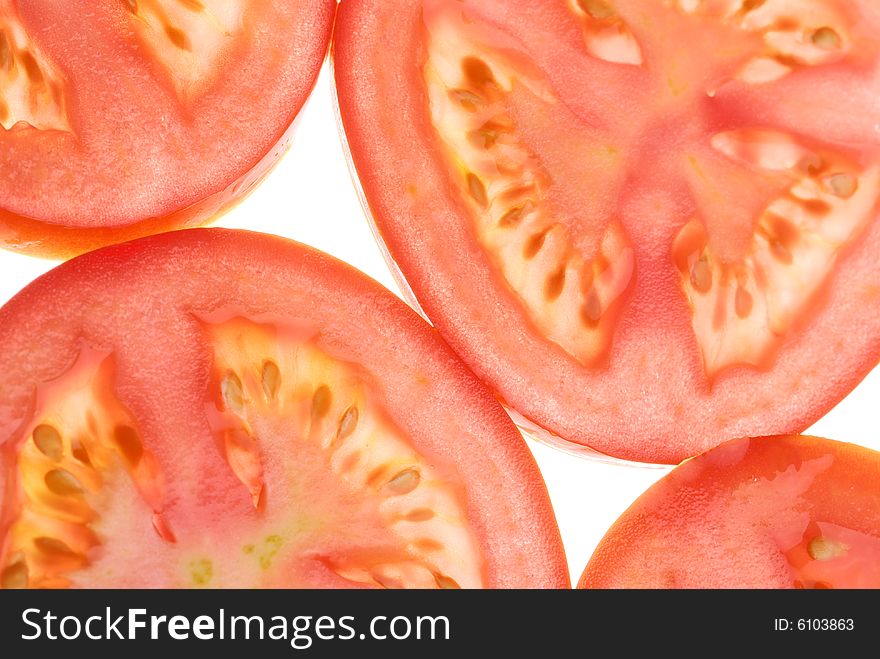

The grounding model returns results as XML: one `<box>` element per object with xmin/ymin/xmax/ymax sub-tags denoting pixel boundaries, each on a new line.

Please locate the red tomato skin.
<box><xmin>579</xmin><ymin>435</ymin><xmax>880</xmax><ymax>589</ymax></box>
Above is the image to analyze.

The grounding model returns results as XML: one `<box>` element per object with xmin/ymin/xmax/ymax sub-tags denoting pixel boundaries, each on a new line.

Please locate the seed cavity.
<box><xmin>44</xmin><ymin>469</ymin><xmax>84</xmax><ymax>496</ymax></box>
<box><xmin>261</xmin><ymin>360</ymin><xmax>281</xmax><ymax>400</ymax></box>
<box><xmin>113</xmin><ymin>425</ymin><xmax>144</xmax><ymax>468</ymax></box>
<box><xmin>0</xmin><ymin>6</ymin><xmax>72</xmax><ymax>132</ymax></box>
<box><xmin>808</xmin><ymin>536</ymin><xmax>848</xmax><ymax>561</ymax></box>
<box><xmin>33</xmin><ymin>424</ymin><xmax>63</xmax><ymax>462</ymax></box>
<box><xmin>384</xmin><ymin>468</ymin><xmax>420</xmax><ymax>496</ymax></box>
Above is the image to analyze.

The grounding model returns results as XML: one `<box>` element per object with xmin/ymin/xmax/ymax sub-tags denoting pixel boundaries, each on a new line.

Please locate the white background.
<box><xmin>3</xmin><ymin>62</ymin><xmax>879</xmax><ymax>583</ymax></box>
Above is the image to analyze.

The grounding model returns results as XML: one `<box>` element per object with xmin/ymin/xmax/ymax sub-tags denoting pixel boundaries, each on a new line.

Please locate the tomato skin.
<box><xmin>333</xmin><ymin>0</ymin><xmax>880</xmax><ymax>464</ymax></box>
<box><xmin>579</xmin><ymin>435</ymin><xmax>880</xmax><ymax>589</ymax></box>
<box><xmin>0</xmin><ymin>228</ymin><xmax>568</xmax><ymax>589</ymax></box>
<box><xmin>0</xmin><ymin>127</ymin><xmax>287</xmax><ymax>259</ymax></box>
<box><xmin>0</xmin><ymin>1</ymin><xmax>336</xmax><ymax>259</ymax></box>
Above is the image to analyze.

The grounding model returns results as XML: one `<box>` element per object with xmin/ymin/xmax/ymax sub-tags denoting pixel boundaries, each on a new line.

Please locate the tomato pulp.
<box><xmin>0</xmin><ymin>229</ymin><xmax>567</xmax><ymax>588</ymax></box>
<box><xmin>580</xmin><ymin>435</ymin><xmax>880</xmax><ymax>588</ymax></box>
<box><xmin>0</xmin><ymin>0</ymin><xmax>335</xmax><ymax>257</ymax></box>
<box><xmin>334</xmin><ymin>0</ymin><xmax>880</xmax><ymax>463</ymax></box>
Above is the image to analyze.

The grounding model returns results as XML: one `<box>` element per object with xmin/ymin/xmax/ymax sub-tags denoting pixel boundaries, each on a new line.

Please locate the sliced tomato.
<box><xmin>334</xmin><ymin>0</ymin><xmax>880</xmax><ymax>463</ymax></box>
<box><xmin>579</xmin><ymin>435</ymin><xmax>880</xmax><ymax>588</ymax></box>
<box><xmin>0</xmin><ymin>1</ymin><xmax>335</xmax><ymax>258</ymax></box>
<box><xmin>0</xmin><ymin>228</ymin><xmax>567</xmax><ymax>589</ymax></box>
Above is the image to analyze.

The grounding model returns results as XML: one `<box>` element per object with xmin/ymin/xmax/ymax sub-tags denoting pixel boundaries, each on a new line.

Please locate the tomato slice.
<box><xmin>579</xmin><ymin>435</ymin><xmax>880</xmax><ymax>588</ymax></box>
<box><xmin>0</xmin><ymin>228</ymin><xmax>567</xmax><ymax>589</ymax></box>
<box><xmin>334</xmin><ymin>0</ymin><xmax>880</xmax><ymax>463</ymax></box>
<box><xmin>0</xmin><ymin>1</ymin><xmax>335</xmax><ymax>258</ymax></box>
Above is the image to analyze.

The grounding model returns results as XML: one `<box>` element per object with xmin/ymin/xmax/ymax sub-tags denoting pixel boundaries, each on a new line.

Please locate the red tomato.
<box><xmin>334</xmin><ymin>0</ymin><xmax>880</xmax><ymax>463</ymax></box>
<box><xmin>0</xmin><ymin>229</ymin><xmax>567</xmax><ymax>589</ymax></box>
<box><xmin>0</xmin><ymin>1</ymin><xmax>335</xmax><ymax>258</ymax></box>
<box><xmin>579</xmin><ymin>435</ymin><xmax>880</xmax><ymax>588</ymax></box>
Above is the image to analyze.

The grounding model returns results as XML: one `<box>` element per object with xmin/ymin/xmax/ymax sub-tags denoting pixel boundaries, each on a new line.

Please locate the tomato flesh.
<box><xmin>579</xmin><ymin>435</ymin><xmax>880</xmax><ymax>589</ymax></box>
<box><xmin>0</xmin><ymin>0</ymin><xmax>335</xmax><ymax>258</ymax></box>
<box><xmin>334</xmin><ymin>0</ymin><xmax>880</xmax><ymax>463</ymax></box>
<box><xmin>0</xmin><ymin>229</ymin><xmax>567</xmax><ymax>589</ymax></box>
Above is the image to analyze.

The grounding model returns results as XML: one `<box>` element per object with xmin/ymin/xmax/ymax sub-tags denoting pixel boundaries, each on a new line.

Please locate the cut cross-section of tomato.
<box><xmin>579</xmin><ymin>435</ymin><xmax>880</xmax><ymax>589</ymax></box>
<box><xmin>0</xmin><ymin>228</ymin><xmax>567</xmax><ymax>589</ymax></box>
<box><xmin>0</xmin><ymin>0</ymin><xmax>335</xmax><ymax>258</ymax></box>
<box><xmin>334</xmin><ymin>0</ymin><xmax>880</xmax><ymax>463</ymax></box>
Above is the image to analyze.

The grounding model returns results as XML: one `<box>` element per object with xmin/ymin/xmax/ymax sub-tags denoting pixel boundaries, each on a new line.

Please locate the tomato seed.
<box><xmin>0</xmin><ymin>31</ymin><xmax>11</xmax><ymax>71</ymax></box>
<box><xmin>312</xmin><ymin>385</ymin><xmax>332</xmax><ymax>420</ymax></box>
<box><xmin>690</xmin><ymin>257</ymin><xmax>712</xmax><ymax>294</ymax></box>
<box><xmin>113</xmin><ymin>425</ymin><xmax>144</xmax><ymax>468</ymax></box>
<box><xmin>222</xmin><ymin>371</ymin><xmax>245</xmax><ymax>415</ymax></box>
<box><xmin>337</xmin><ymin>406</ymin><xmax>359</xmax><ymax>441</ymax></box>
<box><xmin>545</xmin><ymin>267</ymin><xmax>567</xmax><ymax>300</ymax></box>
<box><xmin>811</xmin><ymin>27</ymin><xmax>841</xmax><ymax>51</ymax></box>
<box><xmin>434</xmin><ymin>572</ymin><xmax>461</xmax><ymax>589</ymax></box>
<box><xmin>33</xmin><ymin>424</ymin><xmax>63</xmax><ymax>462</ymax></box>
<box><xmin>523</xmin><ymin>229</ymin><xmax>549</xmax><ymax>259</ymax></box>
<box><xmin>581</xmin><ymin>289</ymin><xmax>603</xmax><ymax>326</ymax></box>
<box><xmin>44</xmin><ymin>469</ymin><xmax>84</xmax><ymax>496</ymax></box>
<box><xmin>261</xmin><ymin>360</ymin><xmax>281</xmax><ymax>400</ymax></box>
<box><xmin>578</xmin><ymin>0</ymin><xmax>615</xmax><ymax>20</ymax></box>
<box><xmin>466</xmin><ymin>172</ymin><xmax>489</xmax><ymax>207</ymax></box>
<box><xmin>735</xmin><ymin>286</ymin><xmax>753</xmax><ymax>319</ymax></box>
<box><xmin>20</xmin><ymin>51</ymin><xmax>43</xmax><ymax>86</ymax></box>
<box><xmin>384</xmin><ymin>468</ymin><xmax>420</xmax><ymax>495</ymax></box>
<box><xmin>499</xmin><ymin>206</ymin><xmax>526</xmax><ymax>228</ymax></box>
<box><xmin>165</xmin><ymin>24</ymin><xmax>192</xmax><ymax>52</ymax></box>
<box><xmin>808</xmin><ymin>536</ymin><xmax>848</xmax><ymax>561</ymax></box>
<box><xmin>448</xmin><ymin>89</ymin><xmax>482</xmax><ymax>112</ymax></box>
<box><xmin>0</xmin><ymin>559</ymin><xmax>28</xmax><ymax>589</ymax></box>
<box><xmin>461</xmin><ymin>57</ymin><xmax>496</xmax><ymax>90</ymax></box>
<box><xmin>33</xmin><ymin>537</ymin><xmax>79</xmax><ymax>557</ymax></box>
<box><xmin>403</xmin><ymin>508</ymin><xmax>435</xmax><ymax>522</ymax></box>
<box><xmin>826</xmin><ymin>172</ymin><xmax>857</xmax><ymax>199</ymax></box>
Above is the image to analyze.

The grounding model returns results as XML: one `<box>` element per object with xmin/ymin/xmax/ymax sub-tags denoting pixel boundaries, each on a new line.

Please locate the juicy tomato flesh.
<box><xmin>579</xmin><ymin>435</ymin><xmax>880</xmax><ymax>589</ymax></box>
<box><xmin>0</xmin><ymin>229</ymin><xmax>567</xmax><ymax>589</ymax></box>
<box><xmin>335</xmin><ymin>0</ymin><xmax>880</xmax><ymax>462</ymax></box>
<box><xmin>0</xmin><ymin>0</ymin><xmax>335</xmax><ymax>257</ymax></box>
